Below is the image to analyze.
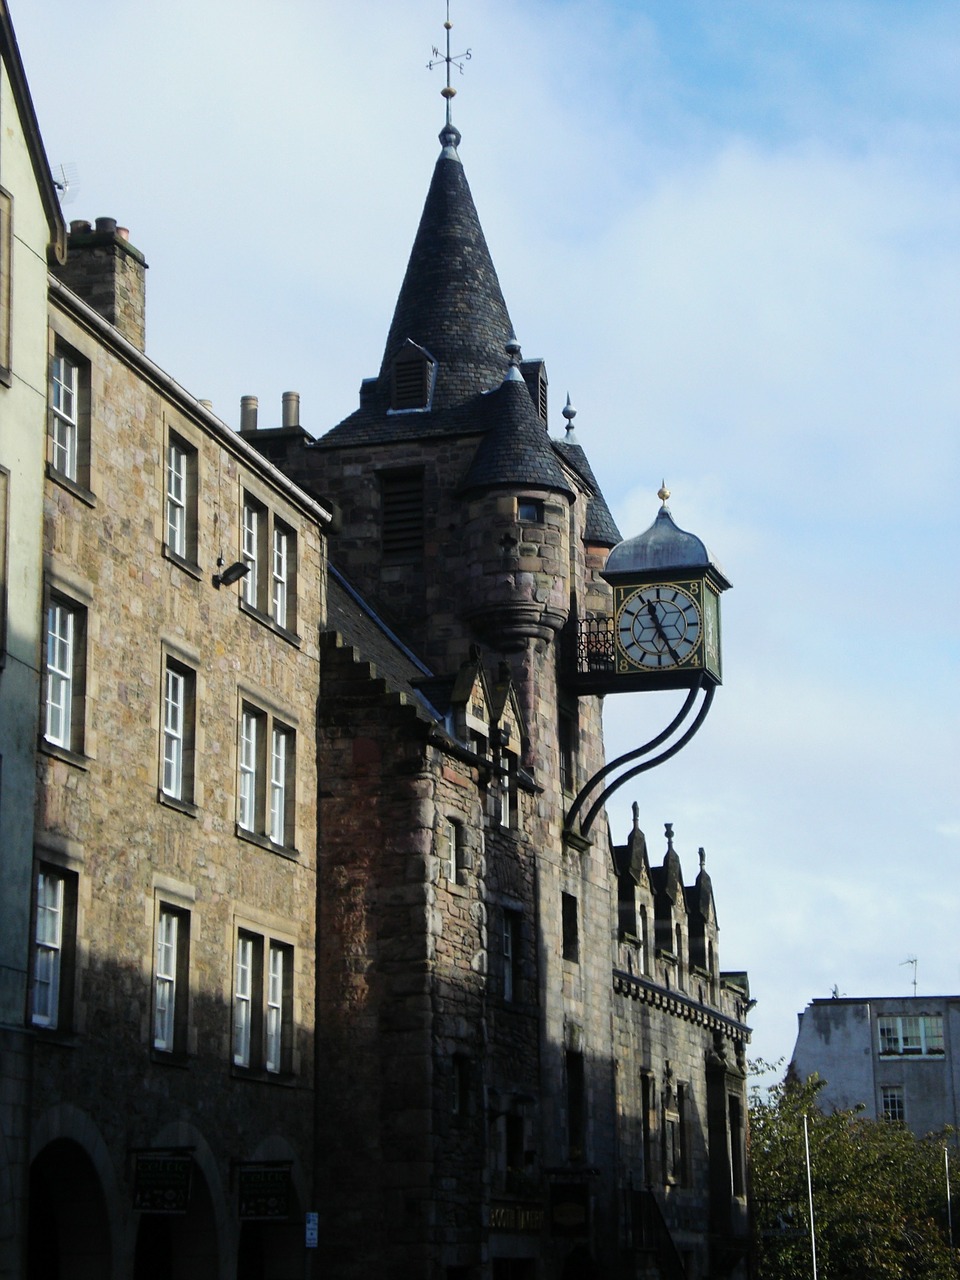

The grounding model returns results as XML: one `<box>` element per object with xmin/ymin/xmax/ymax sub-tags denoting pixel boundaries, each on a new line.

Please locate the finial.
<box><xmin>699</xmin><ymin>847</ymin><xmax>706</xmax><ymax>871</ymax></box>
<box><xmin>562</xmin><ymin>393</ymin><xmax>577</xmax><ymax>436</ymax></box>
<box><xmin>429</xmin><ymin>0</ymin><xmax>471</xmax><ymax>143</ymax></box>
<box><xmin>503</xmin><ymin>336</ymin><xmax>524</xmax><ymax>382</ymax></box>
<box><xmin>664</xmin><ymin>821</ymin><xmax>674</xmax><ymax>852</ymax></box>
<box><xmin>632</xmin><ymin>801</ymin><xmax>640</xmax><ymax>829</ymax></box>
<box><xmin>658</xmin><ymin>480</ymin><xmax>671</xmax><ymax>506</ymax></box>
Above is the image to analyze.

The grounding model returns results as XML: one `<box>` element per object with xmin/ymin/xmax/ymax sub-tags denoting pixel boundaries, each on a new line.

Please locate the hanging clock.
<box><xmin>600</xmin><ymin>489</ymin><xmax>731</xmax><ymax>692</ymax></box>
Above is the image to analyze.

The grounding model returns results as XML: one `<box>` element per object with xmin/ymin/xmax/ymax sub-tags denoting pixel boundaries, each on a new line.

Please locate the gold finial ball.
<box><xmin>444</xmin><ymin>20</ymin><xmax>452</xmax><ymax>28</ymax></box>
<box><xmin>442</xmin><ymin>85</ymin><xmax>457</xmax><ymax>99</ymax></box>
<box><xmin>658</xmin><ymin>481</ymin><xmax>671</xmax><ymax>505</ymax></box>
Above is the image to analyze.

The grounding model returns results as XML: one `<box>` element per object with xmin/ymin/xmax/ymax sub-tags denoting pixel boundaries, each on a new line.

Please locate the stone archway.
<box><xmin>133</xmin><ymin>1160</ymin><xmax>219</xmax><ymax>1280</ymax></box>
<box><xmin>28</xmin><ymin>1138</ymin><xmax>112</xmax><ymax>1279</ymax></box>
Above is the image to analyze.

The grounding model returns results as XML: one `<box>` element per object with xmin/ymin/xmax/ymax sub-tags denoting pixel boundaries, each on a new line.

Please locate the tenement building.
<box><xmin>0</xmin><ymin>2</ymin><xmax>752</xmax><ymax>1275</ymax></box>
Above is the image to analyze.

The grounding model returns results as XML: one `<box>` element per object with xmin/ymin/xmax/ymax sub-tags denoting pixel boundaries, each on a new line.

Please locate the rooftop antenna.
<box><xmin>900</xmin><ymin>955</ymin><xmax>918</xmax><ymax>997</ymax></box>
<box><xmin>428</xmin><ymin>0</ymin><xmax>471</xmax><ymax>130</ymax></box>
<box><xmin>52</xmin><ymin>162</ymin><xmax>79</xmax><ymax>206</ymax></box>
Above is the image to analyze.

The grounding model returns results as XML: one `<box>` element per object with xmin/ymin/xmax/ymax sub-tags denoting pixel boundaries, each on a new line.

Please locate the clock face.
<box><xmin>616</xmin><ymin>584</ymin><xmax>702</xmax><ymax>670</ymax></box>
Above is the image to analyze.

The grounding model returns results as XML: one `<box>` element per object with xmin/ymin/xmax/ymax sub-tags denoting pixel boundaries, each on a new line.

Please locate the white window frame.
<box><xmin>154</xmin><ymin>909</ymin><xmax>179</xmax><ymax>1052</ymax></box>
<box><xmin>265</xmin><ymin>942</ymin><xmax>285</xmax><ymax>1073</ymax></box>
<box><xmin>51</xmin><ymin>351</ymin><xmax>79</xmax><ymax>480</ymax></box>
<box><xmin>32</xmin><ymin>870</ymin><xmax>64</xmax><ymax>1028</ymax></box>
<box><xmin>234</xmin><ymin>930</ymin><xmax>292</xmax><ymax>1074</ymax></box>
<box><xmin>269</xmin><ymin>725</ymin><xmax>289</xmax><ymax>845</ymax></box>
<box><xmin>44</xmin><ymin>601</ymin><xmax>75</xmax><ymax>747</ymax></box>
<box><xmin>238</xmin><ymin>702</ymin><xmax>296</xmax><ymax>849</ymax></box>
<box><xmin>242</xmin><ymin>500</ymin><xmax>260</xmax><ymax>607</ymax></box>
<box><xmin>878</xmin><ymin>1013</ymin><xmax>944</xmax><ymax>1057</ymax></box>
<box><xmin>238</xmin><ymin>707</ymin><xmax>260</xmax><ymax>832</ymax></box>
<box><xmin>233</xmin><ymin>932</ymin><xmax>254</xmax><ymax>1067</ymax></box>
<box><xmin>272</xmin><ymin>524</ymin><xmax>289</xmax><ymax>627</ymax></box>
<box><xmin>162</xmin><ymin>665</ymin><xmax>186</xmax><ymax>799</ymax></box>
<box><xmin>166</xmin><ymin>440</ymin><xmax>188</xmax><ymax>558</ymax></box>
<box><xmin>880</xmin><ymin>1084</ymin><xmax>905</xmax><ymax>1122</ymax></box>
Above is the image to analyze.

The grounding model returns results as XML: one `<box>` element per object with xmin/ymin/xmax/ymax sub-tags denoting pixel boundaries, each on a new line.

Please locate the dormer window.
<box><xmin>520</xmin><ymin>358</ymin><xmax>548</xmax><ymax>423</ymax></box>
<box><xmin>390</xmin><ymin>342</ymin><xmax>435</xmax><ymax>412</ymax></box>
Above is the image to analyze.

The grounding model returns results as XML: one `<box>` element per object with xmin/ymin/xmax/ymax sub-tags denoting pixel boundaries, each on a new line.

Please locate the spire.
<box><xmin>370</xmin><ymin>3</ymin><xmax>511</xmax><ymax>409</ymax></box>
<box><xmin>378</xmin><ymin>138</ymin><xmax>513</xmax><ymax>409</ymax></box>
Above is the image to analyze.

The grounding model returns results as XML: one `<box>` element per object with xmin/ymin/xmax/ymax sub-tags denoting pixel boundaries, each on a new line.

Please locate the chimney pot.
<box><xmin>240</xmin><ymin>396</ymin><xmax>259</xmax><ymax>433</ymax></box>
<box><xmin>95</xmin><ymin>217</ymin><xmax>118</xmax><ymax>234</ymax></box>
<box><xmin>282</xmin><ymin>391</ymin><xmax>300</xmax><ymax>429</ymax></box>
<box><xmin>69</xmin><ymin>219</ymin><xmax>92</xmax><ymax>235</ymax></box>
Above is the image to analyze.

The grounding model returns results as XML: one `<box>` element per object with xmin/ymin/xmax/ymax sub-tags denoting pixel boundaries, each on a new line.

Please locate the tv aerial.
<box><xmin>52</xmin><ymin>162</ymin><xmax>79</xmax><ymax>206</ymax></box>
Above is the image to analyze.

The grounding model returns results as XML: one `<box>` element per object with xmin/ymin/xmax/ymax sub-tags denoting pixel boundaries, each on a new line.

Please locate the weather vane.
<box><xmin>428</xmin><ymin>0</ymin><xmax>471</xmax><ymax>126</ymax></box>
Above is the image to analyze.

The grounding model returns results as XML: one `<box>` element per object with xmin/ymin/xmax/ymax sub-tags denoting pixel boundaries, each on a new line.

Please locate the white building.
<box><xmin>0</xmin><ymin>3</ymin><xmax>66</xmax><ymax>1271</ymax></box>
<box><xmin>791</xmin><ymin>995</ymin><xmax>960</xmax><ymax>1137</ymax></box>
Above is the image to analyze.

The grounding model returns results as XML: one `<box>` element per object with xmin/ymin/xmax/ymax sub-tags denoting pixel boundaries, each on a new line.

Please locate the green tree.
<box><xmin>750</xmin><ymin>1066</ymin><xmax>960</xmax><ymax>1279</ymax></box>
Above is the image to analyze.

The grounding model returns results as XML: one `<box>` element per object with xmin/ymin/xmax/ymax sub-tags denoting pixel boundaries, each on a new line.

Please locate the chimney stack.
<box><xmin>282</xmin><ymin>392</ymin><xmax>300</xmax><ymax>429</ymax></box>
<box><xmin>53</xmin><ymin>217</ymin><xmax>148</xmax><ymax>351</ymax></box>
<box><xmin>239</xmin><ymin>396</ymin><xmax>259</xmax><ymax>433</ymax></box>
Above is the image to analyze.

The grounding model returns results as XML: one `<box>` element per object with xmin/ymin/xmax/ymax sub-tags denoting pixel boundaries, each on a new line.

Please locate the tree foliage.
<box><xmin>750</xmin><ymin>1064</ymin><xmax>960</xmax><ymax>1280</ymax></box>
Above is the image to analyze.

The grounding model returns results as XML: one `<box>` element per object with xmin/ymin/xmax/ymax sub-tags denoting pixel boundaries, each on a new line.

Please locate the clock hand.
<box><xmin>645</xmin><ymin>600</ymin><xmax>682</xmax><ymax>664</ymax></box>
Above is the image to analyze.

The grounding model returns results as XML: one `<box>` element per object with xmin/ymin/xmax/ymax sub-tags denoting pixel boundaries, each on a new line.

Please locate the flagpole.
<box><xmin>946</xmin><ymin>1146</ymin><xmax>954</xmax><ymax>1249</ymax></box>
<box><xmin>803</xmin><ymin>1114</ymin><xmax>819</xmax><ymax>1280</ymax></box>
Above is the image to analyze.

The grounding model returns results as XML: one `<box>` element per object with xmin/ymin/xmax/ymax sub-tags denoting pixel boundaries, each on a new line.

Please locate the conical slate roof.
<box><xmin>381</xmin><ymin>126</ymin><xmax>514</xmax><ymax>410</ymax></box>
<box><xmin>459</xmin><ymin>367</ymin><xmax>573</xmax><ymax>498</ymax></box>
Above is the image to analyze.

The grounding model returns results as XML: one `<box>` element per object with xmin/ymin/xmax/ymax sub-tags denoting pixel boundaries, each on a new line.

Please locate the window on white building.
<box><xmin>880</xmin><ymin>1085</ymin><xmax>905</xmax><ymax>1122</ymax></box>
<box><xmin>878</xmin><ymin>1014</ymin><xmax>944</xmax><ymax>1057</ymax></box>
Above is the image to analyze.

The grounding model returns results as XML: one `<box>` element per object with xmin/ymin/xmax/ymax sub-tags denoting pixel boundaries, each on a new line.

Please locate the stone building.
<box><xmin>1</xmin><ymin>2</ymin><xmax>753</xmax><ymax>1274</ymax></box>
<box><xmin>0</xmin><ymin>4</ymin><xmax>66</xmax><ymax>1271</ymax></box>
<box><xmin>27</xmin><ymin>205</ymin><xmax>333</xmax><ymax>1276</ymax></box>
<box><xmin>791</xmin><ymin>995</ymin><xmax>960</xmax><ymax>1138</ymax></box>
<box><xmin>244</xmin><ymin>103</ymin><xmax>752</xmax><ymax>1280</ymax></box>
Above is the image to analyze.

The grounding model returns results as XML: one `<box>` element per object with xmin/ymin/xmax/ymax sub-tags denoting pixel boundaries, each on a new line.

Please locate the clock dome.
<box><xmin>603</xmin><ymin>502</ymin><xmax>730</xmax><ymax>589</ymax></box>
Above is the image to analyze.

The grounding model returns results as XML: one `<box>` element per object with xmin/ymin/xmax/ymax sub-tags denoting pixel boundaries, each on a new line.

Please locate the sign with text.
<box><xmin>238</xmin><ymin>1164</ymin><xmax>291</xmax><ymax>1220</ymax></box>
<box><xmin>133</xmin><ymin>1154</ymin><xmax>193</xmax><ymax>1214</ymax></box>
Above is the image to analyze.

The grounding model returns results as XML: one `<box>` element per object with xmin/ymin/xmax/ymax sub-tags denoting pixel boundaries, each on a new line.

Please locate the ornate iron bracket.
<box><xmin>564</xmin><ymin>675</ymin><xmax>716</xmax><ymax>840</ymax></box>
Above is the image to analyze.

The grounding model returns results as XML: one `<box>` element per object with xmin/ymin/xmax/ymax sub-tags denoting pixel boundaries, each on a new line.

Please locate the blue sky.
<box><xmin>14</xmin><ymin>0</ymin><xmax>960</xmax><ymax>1082</ymax></box>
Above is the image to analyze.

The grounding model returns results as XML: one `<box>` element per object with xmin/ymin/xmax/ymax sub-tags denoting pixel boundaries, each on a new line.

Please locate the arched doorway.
<box><xmin>28</xmin><ymin>1139</ymin><xmax>112</xmax><ymax>1279</ymax></box>
<box><xmin>236</xmin><ymin>1219</ymin><xmax>303</xmax><ymax>1280</ymax></box>
<box><xmin>133</xmin><ymin>1161</ymin><xmax>218</xmax><ymax>1280</ymax></box>
<box><xmin>560</xmin><ymin>1244</ymin><xmax>601</xmax><ymax>1280</ymax></box>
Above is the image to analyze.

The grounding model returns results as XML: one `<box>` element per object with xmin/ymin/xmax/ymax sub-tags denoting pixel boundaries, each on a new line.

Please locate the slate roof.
<box><xmin>459</xmin><ymin>371</ymin><xmax>574</xmax><ymax>498</ymax></box>
<box><xmin>325</xmin><ymin>565</ymin><xmax>442</xmax><ymax>723</ymax></box>
<box><xmin>554</xmin><ymin>431</ymin><xmax>622</xmax><ymax>547</ymax></box>
<box><xmin>313</xmin><ymin>123</ymin><xmax>619</xmax><ymax>520</ymax></box>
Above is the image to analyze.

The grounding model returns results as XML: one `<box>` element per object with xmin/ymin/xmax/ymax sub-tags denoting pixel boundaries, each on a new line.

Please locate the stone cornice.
<box><xmin>613</xmin><ymin>968</ymin><xmax>751</xmax><ymax>1043</ymax></box>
